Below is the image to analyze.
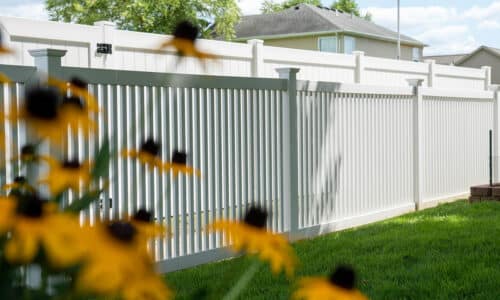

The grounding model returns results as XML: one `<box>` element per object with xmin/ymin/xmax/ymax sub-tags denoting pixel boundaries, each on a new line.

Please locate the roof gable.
<box><xmin>235</xmin><ymin>4</ymin><xmax>424</xmax><ymax>46</ymax></box>
<box><xmin>455</xmin><ymin>46</ymin><xmax>500</xmax><ymax>65</ymax></box>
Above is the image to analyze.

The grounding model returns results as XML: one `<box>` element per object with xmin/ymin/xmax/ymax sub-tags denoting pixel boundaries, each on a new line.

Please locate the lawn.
<box><xmin>165</xmin><ymin>200</ymin><xmax>500</xmax><ymax>299</ymax></box>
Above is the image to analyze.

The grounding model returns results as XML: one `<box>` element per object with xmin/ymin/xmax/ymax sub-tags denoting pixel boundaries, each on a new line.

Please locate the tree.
<box><xmin>261</xmin><ymin>0</ymin><xmax>321</xmax><ymax>14</ymax></box>
<box><xmin>45</xmin><ymin>0</ymin><xmax>241</xmax><ymax>40</ymax></box>
<box><xmin>331</xmin><ymin>0</ymin><xmax>371</xmax><ymax>21</ymax></box>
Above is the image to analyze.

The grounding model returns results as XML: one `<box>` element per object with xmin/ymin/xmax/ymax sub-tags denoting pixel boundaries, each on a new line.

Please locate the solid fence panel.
<box><xmin>421</xmin><ymin>95</ymin><xmax>493</xmax><ymax>202</ymax></box>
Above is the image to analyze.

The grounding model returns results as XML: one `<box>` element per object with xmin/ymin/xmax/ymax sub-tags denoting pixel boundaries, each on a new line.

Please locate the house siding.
<box><xmin>458</xmin><ymin>50</ymin><xmax>500</xmax><ymax>84</ymax></box>
<box><xmin>259</xmin><ymin>34</ymin><xmax>422</xmax><ymax>61</ymax></box>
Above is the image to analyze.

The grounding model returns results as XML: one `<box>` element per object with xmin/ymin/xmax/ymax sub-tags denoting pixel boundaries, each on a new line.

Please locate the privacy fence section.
<box><xmin>0</xmin><ymin>16</ymin><xmax>492</xmax><ymax>90</ymax></box>
<box><xmin>0</xmin><ymin>48</ymin><xmax>499</xmax><ymax>273</ymax></box>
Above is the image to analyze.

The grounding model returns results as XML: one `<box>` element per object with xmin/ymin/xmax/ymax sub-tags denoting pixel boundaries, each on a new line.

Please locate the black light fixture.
<box><xmin>96</xmin><ymin>43</ymin><xmax>112</xmax><ymax>54</ymax></box>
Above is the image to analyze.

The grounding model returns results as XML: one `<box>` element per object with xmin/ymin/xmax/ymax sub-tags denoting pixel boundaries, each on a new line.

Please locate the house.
<box><xmin>424</xmin><ymin>46</ymin><xmax>500</xmax><ymax>84</ymax></box>
<box><xmin>234</xmin><ymin>4</ymin><xmax>426</xmax><ymax>61</ymax></box>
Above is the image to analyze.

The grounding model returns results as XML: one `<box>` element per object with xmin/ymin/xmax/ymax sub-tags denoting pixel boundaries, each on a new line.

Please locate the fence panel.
<box><xmin>421</xmin><ymin>95</ymin><xmax>493</xmax><ymax>202</ymax></box>
<box><xmin>294</xmin><ymin>83</ymin><xmax>415</xmax><ymax>230</ymax></box>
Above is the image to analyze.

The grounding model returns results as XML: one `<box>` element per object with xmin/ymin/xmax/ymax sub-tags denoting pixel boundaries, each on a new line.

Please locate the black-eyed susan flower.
<box><xmin>0</xmin><ymin>194</ymin><xmax>86</xmax><ymax>267</ymax></box>
<box><xmin>210</xmin><ymin>206</ymin><xmax>296</xmax><ymax>277</ymax></box>
<box><xmin>158</xmin><ymin>21</ymin><xmax>217</xmax><ymax>62</ymax></box>
<box><xmin>122</xmin><ymin>138</ymin><xmax>167</xmax><ymax>171</ymax></box>
<box><xmin>48</xmin><ymin>76</ymin><xmax>99</xmax><ymax>113</ymax></box>
<box><xmin>59</xmin><ymin>95</ymin><xmax>97</xmax><ymax>136</ymax></box>
<box><xmin>3</xmin><ymin>176</ymin><xmax>35</xmax><ymax>196</ymax></box>
<box><xmin>7</xmin><ymin>86</ymin><xmax>67</xmax><ymax>144</ymax></box>
<box><xmin>38</xmin><ymin>156</ymin><xmax>92</xmax><ymax>196</ymax></box>
<box><xmin>122</xmin><ymin>273</ymin><xmax>173</xmax><ymax>300</ymax></box>
<box><xmin>293</xmin><ymin>265</ymin><xmax>368</xmax><ymax>300</ymax></box>
<box><xmin>130</xmin><ymin>208</ymin><xmax>167</xmax><ymax>241</ymax></box>
<box><xmin>0</xmin><ymin>72</ymin><xmax>10</xmax><ymax>83</ymax></box>
<box><xmin>164</xmin><ymin>150</ymin><xmax>201</xmax><ymax>177</ymax></box>
<box><xmin>0</xmin><ymin>31</ymin><xmax>13</xmax><ymax>54</ymax></box>
<box><xmin>76</xmin><ymin>220</ymin><xmax>167</xmax><ymax>298</ymax></box>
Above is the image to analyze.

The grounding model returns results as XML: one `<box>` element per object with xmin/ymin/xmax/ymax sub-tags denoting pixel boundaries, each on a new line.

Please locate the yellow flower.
<box><xmin>38</xmin><ymin>156</ymin><xmax>92</xmax><ymax>196</ymax></box>
<box><xmin>76</xmin><ymin>219</ymin><xmax>163</xmax><ymax>297</ymax></box>
<box><xmin>158</xmin><ymin>21</ymin><xmax>217</xmax><ymax>62</ymax></box>
<box><xmin>3</xmin><ymin>176</ymin><xmax>35</xmax><ymax>196</ymax></box>
<box><xmin>122</xmin><ymin>274</ymin><xmax>173</xmax><ymax>300</ymax></box>
<box><xmin>0</xmin><ymin>194</ymin><xmax>86</xmax><ymax>267</ymax></box>
<box><xmin>122</xmin><ymin>138</ymin><xmax>168</xmax><ymax>171</ymax></box>
<box><xmin>48</xmin><ymin>76</ymin><xmax>99</xmax><ymax>113</ymax></box>
<box><xmin>0</xmin><ymin>72</ymin><xmax>11</xmax><ymax>83</ymax></box>
<box><xmin>293</xmin><ymin>266</ymin><xmax>368</xmax><ymax>300</ymax></box>
<box><xmin>0</xmin><ymin>31</ymin><xmax>13</xmax><ymax>54</ymax></box>
<box><xmin>130</xmin><ymin>208</ymin><xmax>168</xmax><ymax>242</ymax></box>
<box><xmin>164</xmin><ymin>150</ymin><xmax>201</xmax><ymax>177</ymax></box>
<box><xmin>210</xmin><ymin>206</ymin><xmax>296</xmax><ymax>277</ymax></box>
<box><xmin>7</xmin><ymin>84</ymin><xmax>97</xmax><ymax>146</ymax></box>
<box><xmin>12</xmin><ymin>144</ymin><xmax>39</xmax><ymax>164</ymax></box>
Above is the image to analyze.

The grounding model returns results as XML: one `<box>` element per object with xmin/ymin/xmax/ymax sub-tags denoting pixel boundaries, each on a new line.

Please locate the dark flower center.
<box><xmin>243</xmin><ymin>206</ymin><xmax>268</xmax><ymax>229</ymax></box>
<box><xmin>15</xmin><ymin>194</ymin><xmax>45</xmax><ymax>218</ymax></box>
<box><xmin>133</xmin><ymin>209</ymin><xmax>152</xmax><ymax>222</ymax></box>
<box><xmin>107</xmin><ymin>221</ymin><xmax>136</xmax><ymax>243</ymax></box>
<box><xmin>14</xmin><ymin>176</ymin><xmax>27</xmax><ymax>184</ymax></box>
<box><xmin>70</xmin><ymin>77</ymin><xmax>88</xmax><ymax>90</ymax></box>
<box><xmin>140</xmin><ymin>138</ymin><xmax>160</xmax><ymax>156</ymax></box>
<box><xmin>173</xmin><ymin>21</ymin><xmax>198</xmax><ymax>41</ymax></box>
<box><xmin>171</xmin><ymin>150</ymin><xmax>187</xmax><ymax>165</ymax></box>
<box><xmin>62</xmin><ymin>159</ymin><xmax>81</xmax><ymax>169</ymax></box>
<box><xmin>329</xmin><ymin>265</ymin><xmax>356</xmax><ymax>290</ymax></box>
<box><xmin>62</xmin><ymin>96</ymin><xmax>84</xmax><ymax>110</ymax></box>
<box><xmin>25</xmin><ymin>87</ymin><xmax>60</xmax><ymax>120</ymax></box>
<box><xmin>21</xmin><ymin>144</ymin><xmax>36</xmax><ymax>156</ymax></box>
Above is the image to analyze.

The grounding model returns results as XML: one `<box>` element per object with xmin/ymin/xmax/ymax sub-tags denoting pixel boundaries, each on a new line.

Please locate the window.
<box><xmin>318</xmin><ymin>37</ymin><xmax>337</xmax><ymax>53</ymax></box>
<box><xmin>344</xmin><ymin>36</ymin><xmax>356</xmax><ymax>54</ymax></box>
<box><xmin>412</xmin><ymin>47</ymin><xmax>420</xmax><ymax>61</ymax></box>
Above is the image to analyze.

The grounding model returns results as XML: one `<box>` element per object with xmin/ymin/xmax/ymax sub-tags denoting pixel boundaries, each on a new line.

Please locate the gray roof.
<box><xmin>424</xmin><ymin>46</ymin><xmax>500</xmax><ymax>65</ymax></box>
<box><xmin>235</xmin><ymin>4</ymin><xmax>424</xmax><ymax>46</ymax></box>
<box><xmin>422</xmin><ymin>54</ymin><xmax>467</xmax><ymax>65</ymax></box>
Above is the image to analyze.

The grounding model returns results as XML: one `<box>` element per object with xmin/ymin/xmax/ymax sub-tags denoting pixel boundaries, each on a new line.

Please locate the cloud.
<box><xmin>415</xmin><ymin>26</ymin><xmax>478</xmax><ymax>55</ymax></box>
<box><xmin>361</xmin><ymin>3</ymin><xmax>500</xmax><ymax>55</ymax></box>
<box><xmin>0</xmin><ymin>3</ymin><xmax>48</xmax><ymax>20</ymax></box>
<box><xmin>477</xmin><ymin>20</ymin><xmax>500</xmax><ymax>30</ymax></box>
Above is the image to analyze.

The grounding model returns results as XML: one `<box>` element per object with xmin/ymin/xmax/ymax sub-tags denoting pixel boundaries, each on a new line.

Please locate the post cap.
<box><xmin>29</xmin><ymin>49</ymin><xmax>67</xmax><ymax>58</ymax></box>
<box><xmin>352</xmin><ymin>51</ymin><xmax>365</xmax><ymax>56</ymax></box>
<box><xmin>424</xmin><ymin>59</ymin><xmax>436</xmax><ymax>64</ymax></box>
<box><xmin>406</xmin><ymin>79</ymin><xmax>424</xmax><ymax>87</ymax></box>
<box><xmin>93</xmin><ymin>21</ymin><xmax>117</xmax><ymax>28</ymax></box>
<box><xmin>247</xmin><ymin>39</ymin><xmax>264</xmax><ymax>45</ymax></box>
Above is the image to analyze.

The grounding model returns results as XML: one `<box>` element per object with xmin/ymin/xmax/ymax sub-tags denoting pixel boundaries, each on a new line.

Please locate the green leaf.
<box><xmin>65</xmin><ymin>190</ymin><xmax>102</xmax><ymax>213</ymax></box>
<box><xmin>91</xmin><ymin>139</ymin><xmax>110</xmax><ymax>180</ymax></box>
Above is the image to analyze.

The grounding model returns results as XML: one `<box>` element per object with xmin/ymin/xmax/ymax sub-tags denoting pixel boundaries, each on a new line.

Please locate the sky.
<box><xmin>1</xmin><ymin>0</ymin><xmax>499</xmax><ymax>55</ymax></box>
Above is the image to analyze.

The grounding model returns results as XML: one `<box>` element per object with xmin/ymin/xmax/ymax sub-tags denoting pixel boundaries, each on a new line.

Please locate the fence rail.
<box><xmin>0</xmin><ymin>16</ymin><xmax>493</xmax><ymax>90</ymax></box>
<box><xmin>1</xmin><ymin>48</ymin><xmax>499</xmax><ymax>272</ymax></box>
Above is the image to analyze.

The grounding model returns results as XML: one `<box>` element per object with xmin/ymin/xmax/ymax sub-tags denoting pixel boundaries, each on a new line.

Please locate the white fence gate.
<box><xmin>1</xmin><ymin>49</ymin><xmax>498</xmax><ymax>272</ymax></box>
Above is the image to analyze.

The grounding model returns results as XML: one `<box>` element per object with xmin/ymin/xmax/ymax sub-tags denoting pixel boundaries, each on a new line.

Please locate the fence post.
<box><xmin>493</xmin><ymin>89</ymin><xmax>500</xmax><ymax>183</ymax></box>
<box><xmin>248</xmin><ymin>39</ymin><xmax>264</xmax><ymax>77</ymax></box>
<box><xmin>407</xmin><ymin>79</ymin><xmax>424</xmax><ymax>210</ymax></box>
<box><xmin>276</xmin><ymin>67</ymin><xmax>300</xmax><ymax>240</ymax></box>
<box><xmin>353</xmin><ymin>51</ymin><xmax>364</xmax><ymax>84</ymax></box>
<box><xmin>482</xmin><ymin>66</ymin><xmax>492</xmax><ymax>91</ymax></box>
<box><xmin>424</xmin><ymin>59</ymin><xmax>435</xmax><ymax>88</ymax></box>
<box><xmin>29</xmin><ymin>49</ymin><xmax>66</xmax><ymax>80</ymax></box>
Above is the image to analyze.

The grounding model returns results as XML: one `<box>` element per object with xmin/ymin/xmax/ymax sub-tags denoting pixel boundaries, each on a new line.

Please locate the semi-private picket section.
<box><xmin>0</xmin><ymin>49</ymin><xmax>499</xmax><ymax>272</ymax></box>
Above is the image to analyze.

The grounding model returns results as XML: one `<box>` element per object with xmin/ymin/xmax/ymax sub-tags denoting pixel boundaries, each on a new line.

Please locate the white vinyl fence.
<box><xmin>1</xmin><ymin>49</ymin><xmax>499</xmax><ymax>273</ymax></box>
<box><xmin>0</xmin><ymin>16</ymin><xmax>492</xmax><ymax>90</ymax></box>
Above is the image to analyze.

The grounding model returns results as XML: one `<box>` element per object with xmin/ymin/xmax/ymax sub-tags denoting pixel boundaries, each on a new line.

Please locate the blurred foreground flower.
<box><xmin>210</xmin><ymin>206</ymin><xmax>296</xmax><ymax>277</ymax></box>
<box><xmin>164</xmin><ymin>150</ymin><xmax>201</xmax><ymax>177</ymax></box>
<box><xmin>122</xmin><ymin>138</ymin><xmax>165</xmax><ymax>171</ymax></box>
<box><xmin>293</xmin><ymin>265</ymin><xmax>368</xmax><ymax>300</ymax></box>
<box><xmin>77</xmin><ymin>214</ymin><xmax>171</xmax><ymax>300</ymax></box>
<box><xmin>0</xmin><ymin>31</ymin><xmax>13</xmax><ymax>54</ymax></box>
<box><xmin>158</xmin><ymin>21</ymin><xmax>217</xmax><ymax>62</ymax></box>
<box><xmin>7</xmin><ymin>81</ymin><xmax>98</xmax><ymax>146</ymax></box>
<box><xmin>0</xmin><ymin>194</ymin><xmax>86</xmax><ymax>267</ymax></box>
<box><xmin>38</xmin><ymin>156</ymin><xmax>92</xmax><ymax>196</ymax></box>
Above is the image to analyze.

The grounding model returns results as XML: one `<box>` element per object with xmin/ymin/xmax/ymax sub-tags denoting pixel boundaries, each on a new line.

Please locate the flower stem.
<box><xmin>222</xmin><ymin>259</ymin><xmax>262</xmax><ymax>300</ymax></box>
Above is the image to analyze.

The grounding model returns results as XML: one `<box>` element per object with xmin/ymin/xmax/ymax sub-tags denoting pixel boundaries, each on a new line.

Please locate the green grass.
<box><xmin>166</xmin><ymin>201</ymin><xmax>500</xmax><ymax>299</ymax></box>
